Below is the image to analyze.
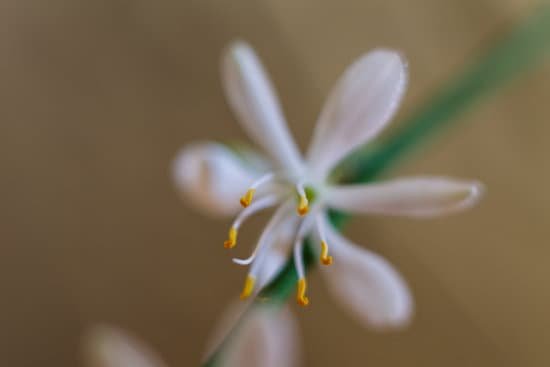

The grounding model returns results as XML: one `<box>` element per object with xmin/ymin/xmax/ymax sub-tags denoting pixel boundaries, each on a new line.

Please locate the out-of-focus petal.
<box><xmin>326</xmin><ymin>177</ymin><xmax>485</xmax><ymax>218</ymax></box>
<box><xmin>84</xmin><ymin>325</ymin><xmax>167</xmax><ymax>367</ymax></box>
<box><xmin>203</xmin><ymin>301</ymin><xmax>250</xmax><ymax>362</ymax></box>
<box><xmin>172</xmin><ymin>142</ymin><xmax>268</xmax><ymax>217</ymax></box>
<box><xmin>306</xmin><ymin>50</ymin><xmax>407</xmax><ymax>180</ymax></box>
<box><xmin>220</xmin><ymin>306</ymin><xmax>300</xmax><ymax>367</ymax></box>
<box><xmin>221</xmin><ymin>41</ymin><xmax>303</xmax><ymax>175</ymax></box>
<box><xmin>319</xmin><ymin>215</ymin><xmax>413</xmax><ymax>329</ymax></box>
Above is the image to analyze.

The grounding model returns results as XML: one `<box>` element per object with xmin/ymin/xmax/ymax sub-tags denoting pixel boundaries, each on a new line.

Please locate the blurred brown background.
<box><xmin>1</xmin><ymin>0</ymin><xmax>549</xmax><ymax>366</ymax></box>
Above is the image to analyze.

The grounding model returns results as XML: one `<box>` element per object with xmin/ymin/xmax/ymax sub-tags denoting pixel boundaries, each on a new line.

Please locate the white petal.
<box><xmin>84</xmin><ymin>325</ymin><xmax>167</xmax><ymax>367</ymax></box>
<box><xmin>172</xmin><ymin>142</ymin><xmax>268</xmax><ymax>217</ymax></box>
<box><xmin>222</xmin><ymin>306</ymin><xmax>300</xmax><ymax>367</ymax></box>
<box><xmin>306</xmin><ymin>49</ymin><xmax>407</xmax><ymax>180</ymax></box>
<box><xmin>203</xmin><ymin>300</ymin><xmax>250</xmax><ymax>361</ymax></box>
<box><xmin>222</xmin><ymin>41</ymin><xmax>303</xmax><ymax>174</ymax></box>
<box><xmin>255</xmin><ymin>246</ymin><xmax>289</xmax><ymax>291</ymax></box>
<box><xmin>319</xmin><ymin>215</ymin><xmax>413</xmax><ymax>329</ymax></box>
<box><xmin>204</xmin><ymin>303</ymin><xmax>300</xmax><ymax>367</ymax></box>
<box><xmin>327</xmin><ymin>177</ymin><xmax>485</xmax><ymax>218</ymax></box>
<box><xmin>255</xmin><ymin>209</ymin><xmax>299</xmax><ymax>286</ymax></box>
<box><xmin>248</xmin><ymin>202</ymin><xmax>297</xmax><ymax>278</ymax></box>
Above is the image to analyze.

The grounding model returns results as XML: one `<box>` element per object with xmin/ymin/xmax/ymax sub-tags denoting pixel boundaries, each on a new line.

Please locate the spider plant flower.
<box><xmin>84</xmin><ymin>325</ymin><xmax>169</xmax><ymax>367</ymax></box>
<box><xmin>85</xmin><ymin>310</ymin><xmax>299</xmax><ymax>367</ymax></box>
<box><xmin>173</xmin><ymin>41</ymin><xmax>484</xmax><ymax>328</ymax></box>
<box><xmin>205</xmin><ymin>304</ymin><xmax>300</xmax><ymax>367</ymax></box>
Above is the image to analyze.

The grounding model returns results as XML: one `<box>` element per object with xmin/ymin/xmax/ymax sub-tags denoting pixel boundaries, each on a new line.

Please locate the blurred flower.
<box><xmin>173</xmin><ymin>41</ymin><xmax>484</xmax><ymax>328</ymax></box>
<box><xmin>84</xmin><ymin>325</ymin><xmax>167</xmax><ymax>367</ymax></box>
<box><xmin>206</xmin><ymin>304</ymin><xmax>300</xmax><ymax>367</ymax></box>
<box><xmin>84</xmin><ymin>307</ymin><xmax>299</xmax><ymax>367</ymax></box>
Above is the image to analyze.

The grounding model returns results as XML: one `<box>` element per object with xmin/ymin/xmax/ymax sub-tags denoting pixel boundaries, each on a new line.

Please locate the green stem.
<box><xmin>202</xmin><ymin>6</ymin><xmax>550</xmax><ymax>366</ymax></box>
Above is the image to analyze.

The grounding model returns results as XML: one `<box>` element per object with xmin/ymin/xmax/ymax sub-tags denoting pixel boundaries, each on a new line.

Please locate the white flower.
<box><xmin>84</xmin><ymin>310</ymin><xmax>299</xmax><ymax>367</ymax></box>
<box><xmin>84</xmin><ymin>325</ymin><xmax>168</xmax><ymax>367</ymax></box>
<box><xmin>173</xmin><ymin>41</ymin><xmax>484</xmax><ymax>328</ymax></box>
<box><xmin>205</xmin><ymin>304</ymin><xmax>300</xmax><ymax>367</ymax></box>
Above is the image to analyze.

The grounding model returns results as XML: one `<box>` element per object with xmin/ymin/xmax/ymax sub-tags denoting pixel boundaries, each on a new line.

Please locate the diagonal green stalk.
<box><xmin>202</xmin><ymin>6</ymin><xmax>550</xmax><ymax>366</ymax></box>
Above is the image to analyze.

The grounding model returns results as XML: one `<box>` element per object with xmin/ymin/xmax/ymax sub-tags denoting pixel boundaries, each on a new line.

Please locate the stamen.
<box><xmin>320</xmin><ymin>240</ymin><xmax>333</xmax><ymax>265</ymax></box>
<box><xmin>296</xmin><ymin>183</ymin><xmax>309</xmax><ymax>216</ymax></box>
<box><xmin>298</xmin><ymin>196</ymin><xmax>309</xmax><ymax>216</ymax></box>
<box><xmin>293</xmin><ymin>216</ymin><xmax>313</xmax><ymax>307</ymax></box>
<box><xmin>223</xmin><ymin>227</ymin><xmax>237</xmax><ymax>249</ymax></box>
<box><xmin>316</xmin><ymin>213</ymin><xmax>334</xmax><ymax>265</ymax></box>
<box><xmin>225</xmin><ymin>196</ymin><xmax>279</xmax><ymax>249</ymax></box>
<box><xmin>240</xmin><ymin>173</ymin><xmax>275</xmax><ymax>207</ymax></box>
<box><xmin>240</xmin><ymin>275</ymin><xmax>256</xmax><ymax>300</ymax></box>
<box><xmin>296</xmin><ymin>278</ymin><xmax>309</xmax><ymax>307</ymax></box>
<box><xmin>240</xmin><ymin>189</ymin><xmax>255</xmax><ymax>208</ymax></box>
<box><xmin>232</xmin><ymin>255</ymin><xmax>255</xmax><ymax>265</ymax></box>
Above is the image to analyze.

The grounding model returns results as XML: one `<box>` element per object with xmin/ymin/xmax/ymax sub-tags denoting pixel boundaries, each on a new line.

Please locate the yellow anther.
<box><xmin>240</xmin><ymin>275</ymin><xmax>256</xmax><ymax>300</ymax></box>
<box><xmin>223</xmin><ymin>227</ymin><xmax>238</xmax><ymax>249</ymax></box>
<box><xmin>296</xmin><ymin>278</ymin><xmax>310</xmax><ymax>307</ymax></box>
<box><xmin>320</xmin><ymin>241</ymin><xmax>333</xmax><ymax>265</ymax></box>
<box><xmin>297</xmin><ymin>195</ymin><xmax>309</xmax><ymax>216</ymax></box>
<box><xmin>240</xmin><ymin>189</ymin><xmax>255</xmax><ymax>208</ymax></box>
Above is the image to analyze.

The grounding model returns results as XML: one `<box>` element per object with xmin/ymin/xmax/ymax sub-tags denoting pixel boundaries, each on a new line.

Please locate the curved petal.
<box><xmin>84</xmin><ymin>325</ymin><xmax>167</xmax><ymax>367</ymax></box>
<box><xmin>255</xmin><ymin>245</ymin><xmax>290</xmax><ymax>291</ymax></box>
<box><xmin>254</xmin><ymin>210</ymin><xmax>299</xmax><ymax>289</ymax></box>
<box><xmin>306</xmin><ymin>49</ymin><xmax>407</xmax><ymax>180</ymax></box>
<box><xmin>222</xmin><ymin>306</ymin><xmax>300</xmax><ymax>367</ymax></box>
<box><xmin>221</xmin><ymin>41</ymin><xmax>303</xmax><ymax>175</ymax></box>
<box><xmin>319</xmin><ymin>215</ymin><xmax>413</xmax><ymax>329</ymax></box>
<box><xmin>172</xmin><ymin>142</ymin><xmax>269</xmax><ymax>217</ymax></box>
<box><xmin>326</xmin><ymin>177</ymin><xmax>485</xmax><ymax>218</ymax></box>
<box><xmin>245</xmin><ymin>201</ymin><xmax>296</xmax><ymax>278</ymax></box>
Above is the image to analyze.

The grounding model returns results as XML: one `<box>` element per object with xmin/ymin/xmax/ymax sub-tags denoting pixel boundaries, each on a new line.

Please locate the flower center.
<box><xmin>222</xmin><ymin>171</ymin><xmax>332</xmax><ymax>307</ymax></box>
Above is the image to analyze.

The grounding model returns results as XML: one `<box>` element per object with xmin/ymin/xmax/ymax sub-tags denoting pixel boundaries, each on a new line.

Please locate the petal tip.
<box><xmin>228</xmin><ymin>39</ymin><xmax>251</xmax><ymax>50</ymax></box>
<box><xmin>462</xmin><ymin>180</ymin><xmax>486</xmax><ymax>210</ymax></box>
<box><xmin>224</xmin><ymin>39</ymin><xmax>254</xmax><ymax>63</ymax></box>
<box><xmin>370</xmin><ymin>47</ymin><xmax>406</xmax><ymax>61</ymax></box>
<box><xmin>364</xmin><ymin>291</ymin><xmax>414</xmax><ymax>331</ymax></box>
<box><xmin>471</xmin><ymin>181</ymin><xmax>486</xmax><ymax>198</ymax></box>
<box><xmin>367</xmin><ymin>48</ymin><xmax>409</xmax><ymax>75</ymax></box>
<box><xmin>171</xmin><ymin>146</ymin><xmax>196</xmax><ymax>191</ymax></box>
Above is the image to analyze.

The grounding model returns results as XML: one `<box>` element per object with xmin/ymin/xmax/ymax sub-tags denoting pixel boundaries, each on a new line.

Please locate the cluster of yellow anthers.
<box><xmin>222</xmin><ymin>186</ymin><xmax>331</xmax><ymax>307</ymax></box>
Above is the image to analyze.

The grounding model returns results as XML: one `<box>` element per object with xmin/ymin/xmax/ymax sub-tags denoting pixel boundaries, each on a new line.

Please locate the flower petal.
<box><xmin>248</xmin><ymin>202</ymin><xmax>298</xmax><ymax>283</ymax></box>
<box><xmin>172</xmin><ymin>142</ymin><xmax>268</xmax><ymax>217</ymax></box>
<box><xmin>84</xmin><ymin>325</ymin><xmax>167</xmax><ymax>367</ymax></box>
<box><xmin>326</xmin><ymin>177</ymin><xmax>485</xmax><ymax>217</ymax></box>
<box><xmin>306</xmin><ymin>49</ymin><xmax>407</xmax><ymax>180</ymax></box>
<box><xmin>221</xmin><ymin>41</ymin><xmax>303</xmax><ymax>174</ymax></box>
<box><xmin>255</xmin><ymin>249</ymin><xmax>286</xmax><ymax>289</ymax></box>
<box><xmin>203</xmin><ymin>300</ymin><xmax>250</xmax><ymax>361</ymax></box>
<box><xmin>222</xmin><ymin>306</ymin><xmax>300</xmax><ymax>367</ymax></box>
<box><xmin>255</xmin><ymin>218</ymin><xmax>297</xmax><ymax>290</ymax></box>
<box><xmin>319</xmin><ymin>215</ymin><xmax>413</xmax><ymax>329</ymax></box>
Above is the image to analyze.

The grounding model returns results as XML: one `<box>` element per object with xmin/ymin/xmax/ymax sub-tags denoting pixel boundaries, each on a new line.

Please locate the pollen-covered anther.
<box><xmin>239</xmin><ymin>189</ymin><xmax>255</xmax><ymax>208</ymax></box>
<box><xmin>297</xmin><ymin>195</ymin><xmax>309</xmax><ymax>216</ymax></box>
<box><xmin>240</xmin><ymin>275</ymin><xmax>256</xmax><ymax>300</ymax></box>
<box><xmin>296</xmin><ymin>278</ymin><xmax>310</xmax><ymax>307</ymax></box>
<box><xmin>223</xmin><ymin>227</ymin><xmax>238</xmax><ymax>249</ymax></box>
<box><xmin>320</xmin><ymin>240</ymin><xmax>333</xmax><ymax>265</ymax></box>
